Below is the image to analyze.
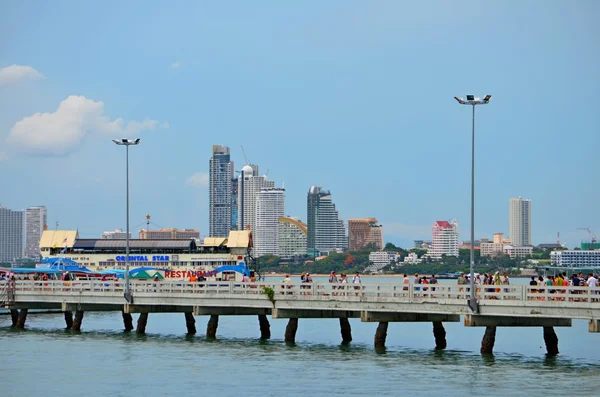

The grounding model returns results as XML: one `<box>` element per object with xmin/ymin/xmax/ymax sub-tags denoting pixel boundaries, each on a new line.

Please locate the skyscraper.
<box><xmin>348</xmin><ymin>218</ymin><xmax>384</xmax><ymax>251</ymax></box>
<box><xmin>429</xmin><ymin>220</ymin><xmax>459</xmax><ymax>258</ymax></box>
<box><xmin>209</xmin><ymin>145</ymin><xmax>233</xmax><ymax>237</ymax></box>
<box><xmin>307</xmin><ymin>186</ymin><xmax>348</xmax><ymax>256</ymax></box>
<box><xmin>25</xmin><ymin>206</ymin><xmax>47</xmax><ymax>258</ymax></box>
<box><xmin>0</xmin><ymin>205</ymin><xmax>24</xmax><ymax>263</ymax></box>
<box><xmin>237</xmin><ymin>164</ymin><xmax>274</xmax><ymax>233</ymax></box>
<box><xmin>278</xmin><ymin>216</ymin><xmax>307</xmax><ymax>257</ymax></box>
<box><xmin>509</xmin><ymin>197</ymin><xmax>532</xmax><ymax>246</ymax></box>
<box><xmin>254</xmin><ymin>188</ymin><xmax>285</xmax><ymax>257</ymax></box>
<box><xmin>231</xmin><ymin>176</ymin><xmax>238</xmax><ymax>231</ymax></box>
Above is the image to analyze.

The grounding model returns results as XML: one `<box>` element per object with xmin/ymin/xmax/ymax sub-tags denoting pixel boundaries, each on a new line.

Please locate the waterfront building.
<box><xmin>139</xmin><ymin>228</ymin><xmax>200</xmax><ymax>240</ymax></box>
<box><xmin>403</xmin><ymin>252</ymin><xmax>422</xmax><ymax>264</ymax></box>
<box><xmin>278</xmin><ymin>216</ymin><xmax>307</xmax><ymax>257</ymax></box>
<box><xmin>414</xmin><ymin>240</ymin><xmax>432</xmax><ymax>249</ymax></box>
<box><xmin>209</xmin><ymin>145</ymin><xmax>234</xmax><ymax>237</ymax></box>
<box><xmin>503</xmin><ymin>245</ymin><xmax>533</xmax><ymax>259</ymax></box>
<box><xmin>480</xmin><ymin>232</ymin><xmax>507</xmax><ymax>257</ymax></box>
<box><xmin>348</xmin><ymin>218</ymin><xmax>383</xmax><ymax>251</ymax></box>
<box><xmin>509</xmin><ymin>197</ymin><xmax>532</xmax><ymax>247</ymax></box>
<box><xmin>368</xmin><ymin>251</ymin><xmax>398</xmax><ymax>267</ymax></box>
<box><xmin>25</xmin><ymin>206</ymin><xmax>47</xmax><ymax>258</ymax></box>
<box><xmin>40</xmin><ymin>230</ymin><xmax>252</xmax><ymax>279</ymax></box>
<box><xmin>101</xmin><ymin>228</ymin><xmax>131</xmax><ymax>239</ymax></box>
<box><xmin>0</xmin><ymin>205</ymin><xmax>24</xmax><ymax>263</ymax></box>
<box><xmin>254</xmin><ymin>188</ymin><xmax>285</xmax><ymax>257</ymax></box>
<box><xmin>428</xmin><ymin>220</ymin><xmax>459</xmax><ymax>258</ymax></box>
<box><xmin>550</xmin><ymin>250</ymin><xmax>600</xmax><ymax>268</ymax></box>
<box><xmin>237</xmin><ymin>164</ymin><xmax>274</xmax><ymax>233</ymax></box>
<box><xmin>307</xmin><ymin>186</ymin><xmax>348</xmax><ymax>256</ymax></box>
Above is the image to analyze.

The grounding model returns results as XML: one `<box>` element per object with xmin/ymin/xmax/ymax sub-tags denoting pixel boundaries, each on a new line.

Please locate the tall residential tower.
<box><xmin>237</xmin><ymin>164</ymin><xmax>274</xmax><ymax>233</ymax></box>
<box><xmin>509</xmin><ymin>197</ymin><xmax>532</xmax><ymax>246</ymax></box>
<box><xmin>0</xmin><ymin>205</ymin><xmax>24</xmax><ymax>263</ymax></box>
<box><xmin>307</xmin><ymin>186</ymin><xmax>347</xmax><ymax>256</ymax></box>
<box><xmin>209</xmin><ymin>145</ymin><xmax>233</xmax><ymax>237</ymax></box>
<box><xmin>254</xmin><ymin>188</ymin><xmax>285</xmax><ymax>257</ymax></box>
<box><xmin>25</xmin><ymin>206</ymin><xmax>47</xmax><ymax>258</ymax></box>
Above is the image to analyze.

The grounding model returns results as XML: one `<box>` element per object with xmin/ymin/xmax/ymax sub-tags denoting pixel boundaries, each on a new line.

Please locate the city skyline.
<box><xmin>0</xmin><ymin>2</ymin><xmax>598</xmax><ymax>248</ymax></box>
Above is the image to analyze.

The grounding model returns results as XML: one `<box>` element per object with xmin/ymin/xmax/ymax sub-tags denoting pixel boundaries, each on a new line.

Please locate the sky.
<box><xmin>0</xmin><ymin>1</ymin><xmax>599</xmax><ymax>249</ymax></box>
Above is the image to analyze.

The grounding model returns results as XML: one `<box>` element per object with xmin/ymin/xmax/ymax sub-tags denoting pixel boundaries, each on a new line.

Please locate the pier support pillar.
<box><xmin>543</xmin><ymin>326</ymin><xmax>559</xmax><ymax>356</ymax></box>
<box><xmin>72</xmin><ymin>311</ymin><xmax>84</xmax><ymax>331</ymax></box>
<box><xmin>10</xmin><ymin>309</ymin><xmax>18</xmax><ymax>327</ymax></box>
<box><xmin>122</xmin><ymin>311</ymin><xmax>134</xmax><ymax>332</ymax></box>
<box><xmin>374</xmin><ymin>322</ymin><xmax>388</xmax><ymax>348</ymax></box>
<box><xmin>136</xmin><ymin>313</ymin><xmax>148</xmax><ymax>334</ymax></box>
<box><xmin>258</xmin><ymin>314</ymin><xmax>270</xmax><ymax>339</ymax></box>
<box><xmin>284</xmin><ymin>318</ymin><xmax>298</xmax><ymax>343</ymax></box>
<box><xmin>15</xmin><ymin>309</ymin><xmax>28</xmax><ymax>329</ymax></box>
<box><xmin>206</xmin><ymin>315</ymin><xmax>219</xmax><ymax>338</ymax></box>
<box><xmin>589</xmin><ymin>320</ymin><xmax>600</xmax><ymax>333</ymax></box>
<box><xmin>185</xmin><ymin>312</ymin><xmax>196</xmax><ymax>335</ymax></box>
<box><xmin>339</xmin><ymin>318</ymin><xmax>352</xmax><ymax>343</ymax></box>
<box><xmin>64</xmin><ymin>311</ymin><xmax>73</xmax><ymax>329</ymax></box>
<box><xmin>480</xmin><ymin>326</ymin><xmax>496</xmax><ymax>354</ymax></box>
<box><xmin>432</xmin><ymin>321</ymin><xmax>447</xmax><ymax>350</ymax></box>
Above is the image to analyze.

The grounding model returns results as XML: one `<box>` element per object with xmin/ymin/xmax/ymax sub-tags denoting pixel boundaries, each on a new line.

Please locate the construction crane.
<box><xmin>578</xmin><ymin>227</ymin><xmax>597</xmax><ymax>249</ymax></box>
<box><xmin>240</xmin><ymin>145</ymin><xmax>250</xmax><ymax>165</ymax></box>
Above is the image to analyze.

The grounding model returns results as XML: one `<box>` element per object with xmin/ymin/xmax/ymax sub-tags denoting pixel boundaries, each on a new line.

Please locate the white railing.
<box><xmin>2</xmin><ymin>280</ymin><xmax>600</xmax><ymax>306</ymax></box>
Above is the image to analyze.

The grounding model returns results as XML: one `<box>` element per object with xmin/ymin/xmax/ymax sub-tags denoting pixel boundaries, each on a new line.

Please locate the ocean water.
<box><xmin>2</xmin><ymin>277</ymin><xmax>600</xmax><ymax>396</ymax></box>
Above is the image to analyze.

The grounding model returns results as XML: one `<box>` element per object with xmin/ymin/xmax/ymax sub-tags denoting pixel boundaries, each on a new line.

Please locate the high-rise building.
<box><xmin>237</xmin><ymin>164</ymin><xmax>274</xmax><ymax>233</ymax></box>
<box><xmin>509</xmin><ymin>197</ymin><xmax>532</xmax><ymax>246</ymax></box>
<box><xmin>139</xmin><ymin>228</ymin><xmax>200</xmax><ymax>239</ymax></box>
<box><xmin>254</xmin><ymin>188</ymin><xmax>285</xmax><ymax>257</ymax></box>
<box><xmin>348</xmin><ymin>218</ymin><xmax>384</xmax><ymax>251</ymax></box>
<box><xmin>231</xmin><ymin>176</ymin><xmax>238</xmax><ymax>231</ymax></box>
<box><xmin>25</xmin><ymin>206</ymin><xmax>47</xmax><ymax>258</ymax></box>
<box><xmin>0</xmin><ymin>205</ymin><xmax>24</xmax><ymax>263</ymax></box>
<box><xmin>307</xmin><ymin>186</ymin><xmax>348</xmax><ymax>256</ymax></box>
<box><xmin>101</xmin><ymin>229</ymin><xmax>131</xmax><ymax>239</ymax></box>
<box><xmin>209</xmin><ymin>145</ymin><xmax>233</xmax><ymax>237</ymax></box>
<box><xmin>428</xmin><ymin>220</ymin><xmax>459</xmax><ymax>258</ymax></box>
<box><xmin>278</xmin><ymin>217</ymin><xmax>307</xmax><ymax>257</ymax></box>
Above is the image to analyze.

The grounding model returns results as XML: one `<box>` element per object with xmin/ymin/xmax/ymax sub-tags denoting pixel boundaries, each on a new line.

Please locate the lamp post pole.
<box><xmin>113</xmin><ymin>138</ymin><xmax>141</xmax><ymax>303</ymax></box>
<box><xmin>454</xmin><ymin>95</ymin><xmax>491</xmax><ymax>313</ymax></box>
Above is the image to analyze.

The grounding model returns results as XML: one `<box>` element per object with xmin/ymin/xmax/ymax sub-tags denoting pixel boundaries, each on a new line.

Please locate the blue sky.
<box><xmin>1</xmin><ymin>1</ymin><xmax>598</xmax><ymax>248</ymax></box>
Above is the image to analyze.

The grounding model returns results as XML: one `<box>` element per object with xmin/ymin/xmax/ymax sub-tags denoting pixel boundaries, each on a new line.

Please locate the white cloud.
<box><xmin>0</xmin><ymin>65</ymin><xmax>44</xmax><ymax>86</ymax></box>
<box><xmin>171</xmin><ymin>61</ymin><xmax>182</xmax><ymax>69</ymax></box>
<box><xmin>186</xmin><ymin>172</ymin><xmax>209</xmax><ymax>187</ymax></box>
<box><xmin>7</xmin><ymin>95</ymin><xmax>168</xmax><ymax>156</ymax></box>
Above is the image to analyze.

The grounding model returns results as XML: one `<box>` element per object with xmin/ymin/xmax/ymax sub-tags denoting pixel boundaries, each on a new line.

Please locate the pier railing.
<box><xmin>2</xmin><ymin>280</ymin><xmax>600</xmax><ymax>306</ymax></box>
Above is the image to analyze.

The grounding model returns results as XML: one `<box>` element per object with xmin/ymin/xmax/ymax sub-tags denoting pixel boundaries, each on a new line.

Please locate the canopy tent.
<box><xmin>39</xmin><ymin>258</ymin><xmax>92</xmax><ymax>273</ymax></box>
<box><xmin>130</xmin><ymin>270</ymin><xmax>152</xmax><ymax>279</ymax></box>
<box><xmin>148</xmin><ymin>271</ymin><xmax>164</xmax><ymax>280</ymax></box>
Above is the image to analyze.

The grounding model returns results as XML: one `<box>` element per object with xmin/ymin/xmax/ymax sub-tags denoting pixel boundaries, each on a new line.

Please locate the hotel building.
<box><xmin>348</xmin><ymin>218</ymin><xmax>384</xmax><ymax>251</ymax></box>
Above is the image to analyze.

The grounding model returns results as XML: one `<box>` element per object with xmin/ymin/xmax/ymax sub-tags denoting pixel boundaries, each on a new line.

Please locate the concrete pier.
<box><xmin>136</xmin><ymin>313</ymin><xmax>148</xmax><ymax>334</ymax></box>
<box><xmin>15</xmin><ymin>309</ymin><xmax>28</xmax><ymax>328</ymax></box>
<box><xmin>10</xmin><ymin>309</ymin><xmax>18</xmax><ymax>327</ymax></box>
<box><xmin>122</xmin><ymin>311</ymin><xmax>134</xmax><ymax>332</ymax></box>
<box><xmin>543</xmin><ymin>326</ymin><xmax>559</xmax><ymax>356</ymax></box>
<box><xmin>284</xmin><ymin>318</ymin><xmax>298</xmax><ymax>343</ymax></box>
<box><xmin>480</xmin><ymin>326</ymin><xmax>496</xmax><ymax>354</ymax></box>
<box><xmin>258</xmin><ymin>314</ymin><xmax>270</xmax><ymax>339</ymax></box>
<box><xmin>374</xmin><ymin>322</ymin><xmax>388</xmax><ymax>348</ymax></box>
<box><xmin>185</xmin><ymin>312</ymin><xmax>196</xmax><ymax>335</ymax></box>
<box><xmin>206</xmin><ymin>315</ymin><xmax>219</xmax><ymax>338</ymax></box>
<box><xmin>339</xmin><ymin>318</ymin><xmax>352</xmax><ymax>343</ymax></box>
<box><xmin>432</xmin><ymin>321</ymin><xmax>447</xmax><ymax>350</ymax></box>
<box><xmin>64</xmin><ymin>311</ymin><xmax>73</xmax><ymax>329</ymax></box>
<box><xmin>72</xmin><ymin>311</ymin><xmax>84</xmax><ymax>331</ymax></box>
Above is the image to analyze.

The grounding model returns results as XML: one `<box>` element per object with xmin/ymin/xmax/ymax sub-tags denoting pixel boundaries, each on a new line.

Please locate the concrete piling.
<box><xmin>185</xmin><ymin>312</ymin><xmax>196</xmax><ymax>335</ymax></box>
<box><xmin>258</xmin><ymin>314</ymin><xmax>270</xmax><ymax>339</ymax></box>
<box><xmin>15</xmin><ymin>309</ymin><xmax>28</xmax><ymax>329</ymax></box>
<box><xmin>432</xmin><ymin>321</ymin><xmax>447</xmax><ymax>350</ymax></box>
<box><xmin>206</xmin><ymin>314</ymin><xmax>219</xmax><ymax>338</ymax></box>
<box><xmin>136</xmin><ymin>313</ymin><xmax>148</xmax><ymax>334</ymax></box>
<box><xmin>10</xmin><ymin>309</ymin><xmax>18</xmax><ymax>327</ymax></box>
<box><xmin>284</xmin><ymin>318</ymin><xmax>298</xmax><ymax>343</ymax></box>
<box><xmin>64</xmin><ymin>311</ymin><xmax>73</xmax><ymax>329</ymax></box>
<box><xmin>72</xmin><ymin>311</ymin><xmax>84</xmax><ymax>331</ymax></box>
<box><xmin>480</xmin><ymin>326</ymin><xmax>496</xmax><ymax>354</ymax></box>
<box><xmin>122</xmin><ymin>311</ymin><xmax>134</xmax><ymax>332</ymax></box>
<box><xmin>543</xmin><ymin>326</ymin><xmax>559</xmax><ymax>356</ymax></box>
<box><xmin>339</xmin><ymin>318</ymin><xmax>352</xmax><ymax>343</ymax></box>
<box><xmin>374</xmin><ymin>322</ymin><xmax>388</xmax><ymax>348</ymax></box>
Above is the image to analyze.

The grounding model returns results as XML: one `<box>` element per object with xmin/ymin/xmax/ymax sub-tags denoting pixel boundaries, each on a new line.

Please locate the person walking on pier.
<box><xmin>352</xmin><ymin>272</ymin><xmax>362</xmax><ymax>296</ymax></box>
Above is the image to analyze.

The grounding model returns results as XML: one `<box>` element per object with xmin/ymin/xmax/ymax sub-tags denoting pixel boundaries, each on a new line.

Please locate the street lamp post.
<box><xmin>454</xmin><ymin>94</ymin><xmax>491</xmax><ymax>313</ymax></box>
<box><xmin>112</xmin><ymin>138</ymin><xmax>141</xmax><ymax>303</ymax></box>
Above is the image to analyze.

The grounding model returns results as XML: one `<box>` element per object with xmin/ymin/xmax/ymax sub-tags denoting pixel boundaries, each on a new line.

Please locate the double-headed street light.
<box><xmin>454</xmin><ymin>94</ymin><xmax>491</xmax><ymax>313</ymax></box>
<box><xmin>112</xmin><ymin>138</ymin><xmax>141</xmax><ymax>303</ymax></box>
